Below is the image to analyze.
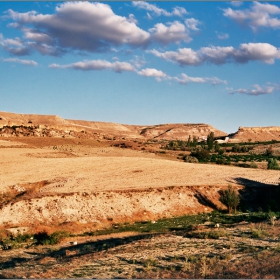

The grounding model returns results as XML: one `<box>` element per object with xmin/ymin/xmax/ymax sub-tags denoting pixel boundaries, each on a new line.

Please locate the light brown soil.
<box><xmin>0</xmin><ymin>139</ymin><xmax>279</xmax><ymax>227</ymax></box>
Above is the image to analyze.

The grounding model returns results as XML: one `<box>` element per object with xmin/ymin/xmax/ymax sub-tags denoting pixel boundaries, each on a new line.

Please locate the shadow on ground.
<box><xmin>0</xmin><ymin>232</ymin><xmax>166</xmax><ymax>271</ymax></box>
<box><xmin>233</xmin><ymin>177</ymin><xmax>280</xmax><ymax>212</ymax></box>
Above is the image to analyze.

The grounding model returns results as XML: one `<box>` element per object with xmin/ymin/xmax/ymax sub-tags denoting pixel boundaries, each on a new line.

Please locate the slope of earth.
<box><xmin>230</xmin><ymin>126</ymin><xmax>280</xmax><ymax>142</ymax></box>
<box><xmin>0</xmin><ymin>139</ymin><xmax>279</xmax><ymax>227</ymax></box>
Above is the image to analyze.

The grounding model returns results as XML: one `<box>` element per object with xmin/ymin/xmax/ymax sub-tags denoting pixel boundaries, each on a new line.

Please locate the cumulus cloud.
<box><xmin>2</xmin><ymin>57</ymin><xmax>37</xmax><ymax>66</ymax></box>
<box><xmin>137</xmin><ymin>68</ymin><xmax>167</xmax><ymax>81</ymax></box>
<box><xmin>136</xmin><ymin>68</ymin><xmax>226</xmax><ymax>85</ymax></box>
<box><xmin>148</xmin><ymin>48</ymin><xmax>201</xmax><ymax>66</ymax></box>
<box><xmin>173</xmin><ymin>73</ymin><xmax>227</xmax><ymax>85</ymax></box>
<box><xmin>0</xmin><ymin>33</ymin><xmax>30</xmax><ymax>56</ymax></box>
<box><xmin>149</xmin><ymin>21</ymin><xmax>192</xmax><ymax>45</ymax></box>
<box><xmin>223</xmin><ymin>2</ymin><xmax>280</xmax><ymax>30</ymax></box>
<box><xmin>148</xmin><ymin>43</ymin><xmax>280</xmax><ymax>66</ymax></box>
<box><xmin>229</xmin><ymin>84</ymin><xmax>275</xmax><ymax>96</ymax></box>
<box><xmin>49</xmin><ymin>59</ymin><xmax>136</xmax><ymax>73</ymax></box>
<box><xmin>132</xmin><ymin>2</ymin><xmax>187</xmax><ymax>17</ymax></box>
<box><xmin>185</xmin><ymin>18</ymin><xmax>201</xmax><ymax>31</ymax></box>
<box><xmin>7</xmin><ymin>2</ymin><xmax>150</xmax><ymax>56</ymax></box>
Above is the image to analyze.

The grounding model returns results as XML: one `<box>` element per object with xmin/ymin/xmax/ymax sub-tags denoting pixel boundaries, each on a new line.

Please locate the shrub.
<box><xmin>250</xmin><ymin>162</ymin><xmax>258</xmax><ymax>169</ymax></box>
<box><xmin>182</xmin><ymin>155</ymin><xmax>199</xmax><ymax>163</ymax></box>
<box><xmin>34</xmin><ymin>230</ymin><xmax>69</xmax><ymax>245</ymax></box>
<box><xmin>220</xmin><ymin>185</ymin><xmax>240</xmax><ymax>214</ymax></box>
<box><xmin>232</xmin><ymin>144</ymin><xmax>241</xmax><ymax>153</ymax></box>
<box><xmin>190</xmin><ymin>148</ymin><xmax>210</xmax><ymax>162</ymax></box>
<box><xmin>267</xmin><ymin>158</ymin><xmax>280</xmax><ymax>170</ymax></box>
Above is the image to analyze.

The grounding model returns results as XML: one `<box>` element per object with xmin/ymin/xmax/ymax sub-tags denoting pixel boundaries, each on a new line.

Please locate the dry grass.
<box><xmin>0</xmin><ymin>218</ymin><xmax>280</xmax><ymax>279</ymax></box>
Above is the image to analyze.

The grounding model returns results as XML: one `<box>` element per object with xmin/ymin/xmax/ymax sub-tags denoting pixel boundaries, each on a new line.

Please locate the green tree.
<box><xmin>187</xmin><ymin>135</ymin><xmax>192</xmax><ymax>147</ymax></box>
<box><xmin>207</xmin><ymin>132</ymin><xmax>215</xmax><ymax>150</ymax></box>
<box><xmin>214</xmin><ymin>142</ymin><xmax>220</xmax><ymax>153</ymax></box>
<box><xmin>220</xmin><ymin>185</ymin><xmax>240</xmax><ymax>214</ymax></box>
<box><xmin>192</xmin><ymin>136</ymin><xmax>198</xmax><ymax>147</ymax></box>
<box><xmin>267</xmin><ymin>158</ymin><xmax>280</xmax><ymax>170</ymax></box>
<box><xmin>266</xmin><ymin>146</ymin><xmax>274</xmax><ymax>157</ymax></box>
<box><xmin>190</xmin><ymin>148</ymin><xmax>210</xmax><ymax>162</ymax></box>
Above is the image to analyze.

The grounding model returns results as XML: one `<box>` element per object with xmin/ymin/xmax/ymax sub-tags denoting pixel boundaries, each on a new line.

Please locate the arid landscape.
<box><xmin>0</xmin><ymin>111</ymin><xmax>280</xmax><ymax>278</ymax></box>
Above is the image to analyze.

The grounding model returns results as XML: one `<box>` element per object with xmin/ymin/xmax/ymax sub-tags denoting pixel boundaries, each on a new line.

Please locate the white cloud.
<box><xmin>130</xmin><ymin>55</ymin><xmax>146</xmax><ymax>69</ymax></box>
<box><xmin>7</xmin><ymin>2</ymin><xmax>150</xmax><ymax>55</ymax></box>
<box><xmin>148</xmin><ymin>43</ymin><xmax>280</xmax><ymax>66</ymax></box>
<box><xmin>230</xmin><ymin>1</ymin><xmax>243</xmax><ymax>7</ymax></box>
<box><xmin>137</xmin><ymin>68</ymin><xmax>167</xmax><ymax>81</ymax></box>
<box><xmin>229</xmin><ymin>84</ymin><xmax>275</xmax><ymax>96</ymax></box>
<box><xmin>223</xmin><ymin>2</ymin><xmax>280</xmax><ymax>30</ymax></box>
<box><xmin>217</xmin><ymin>33</ymin><xmax>229</xmax><ymax>40</ymax></box>
<box><xmin>49</xmin><ymin>59</ymin><xmax>135</xmax><ymax>73</ymax></box>
<box><xmin>149</xmin><ymin>21</ymin><xmax>192</xmax><ymax>45</ymax></box>
<box><xmin>132</xmin><ymin>2</ymin><xmax>187</xmax><ymax>17</ymax></box>
<box><xmin>146</xmin><ymin>12</ymin><xmax>152</xmax><ymax>20</ymax></box>
<box><xmin>173</xmin><ymin>73</ymin><xmax>227</xmax><ymax>85</ymax></box>
<box><xmin>0</xmin><ymin>33</ymin><xmax>30</xmax><ymax>56</ymax></box>
<box><xmin>172</xmin><ymin>7</ymin><xmax>188</xmax><ymax>17</ymax></box>
<box><xmin>23</xmin><ymin>28</ymin><xmax>54</xmax><ymax>45</ymax></box>
<box><xmin>148</xmin><ymin>48</ymin><xmax>201</xmax><ymax>66</ymax></box>
<box><xmin>185</xmin><ymin>18</ymin><xmax>201</xmax><ymax>31</ymax></box>
<box><xmin>234</xmin><ymin>43</ymin><xmax>280</xmax><ymax>64</ymax></box>
<box><xmin>2</xmin><ymin>57</ymin><xmax>37</xmax><ymax>66</ymax></box>
<box><xmin>128</xmin><ymin>14</ymin><xmax>138</xmax><ymax>24</ymax></box>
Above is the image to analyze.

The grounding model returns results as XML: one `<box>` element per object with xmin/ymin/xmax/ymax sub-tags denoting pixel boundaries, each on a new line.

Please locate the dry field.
<box><xmin>0</xmin><ymin>138</ymin><xmax>279</xmax><ymax>226</ymax></box>
<box><xmin>1</xmin><ymin>137</ymin><xmax>280</xmax><ymax>279</ymax></box>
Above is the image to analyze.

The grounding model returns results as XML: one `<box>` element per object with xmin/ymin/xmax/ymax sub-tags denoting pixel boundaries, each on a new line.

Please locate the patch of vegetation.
<box><xmin>185</xmin><ymin>229</ymin><xmax>228</xmax><ymax>239</ymax></box>
<box><xmin>251</xmin><ymin>225</ymin><xmax>268</xmax><ymax>239</ymax></box>
<box><xmin>34</xmin><ymin>230</ymin><xmax>69</xmax><ymax>245</ymax></box>
<box><xmin>267</xmin><ymin>158</ymin><xmax>280</xmax><ymax>170</ymax></box>
<box><xmin>219</xmin><ymin>185</ymin><xmax>240</xmax><ymax>214</ymax></box>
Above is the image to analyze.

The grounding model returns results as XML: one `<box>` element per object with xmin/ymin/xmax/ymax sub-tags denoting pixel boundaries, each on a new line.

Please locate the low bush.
<box><xmin>267</xmin><ymin>158</ymin><xmax>280</xmax><ymax>170</ymax></box>
<box><xmin>34</xmin><ymin>230</ymin><xmax>69</xmax><ymax>245</ymax></box>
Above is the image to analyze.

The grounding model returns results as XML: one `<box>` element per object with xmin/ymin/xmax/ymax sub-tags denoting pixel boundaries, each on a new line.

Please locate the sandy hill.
<box><xmin>0</xmin><ymin>111</ymin><xmax>227</xmax><ymax>141</ymax></box>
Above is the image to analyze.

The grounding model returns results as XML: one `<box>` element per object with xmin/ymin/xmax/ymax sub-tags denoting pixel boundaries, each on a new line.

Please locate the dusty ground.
<box><xmin>0</xmin><ymin>138</ymin><xmax>279</xmax><ymax>228</ymax></box>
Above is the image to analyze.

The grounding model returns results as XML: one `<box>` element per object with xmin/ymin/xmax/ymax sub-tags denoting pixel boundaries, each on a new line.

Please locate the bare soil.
<box><xmin>0</xmin><ymin>138</ymin><xmax>279</xmax><ymax>228</ymax></box>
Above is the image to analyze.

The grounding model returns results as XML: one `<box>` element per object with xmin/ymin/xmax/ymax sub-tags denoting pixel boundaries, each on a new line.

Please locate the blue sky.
<box><xmin>0</xmin><ymin>1</ymin><xmax>280</xmax><ymax>133</ymax></box>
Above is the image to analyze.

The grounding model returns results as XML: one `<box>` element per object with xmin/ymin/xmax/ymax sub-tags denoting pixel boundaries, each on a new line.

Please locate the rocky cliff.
<box><xmin>230</xmin><ymin>126</ymin><xmax>280</xmax><ymax>142</ymax></box>
<box><xmin>0</xmin><ymin>111</ymin><xmax>227</xmax><ymax>141</ymax></box>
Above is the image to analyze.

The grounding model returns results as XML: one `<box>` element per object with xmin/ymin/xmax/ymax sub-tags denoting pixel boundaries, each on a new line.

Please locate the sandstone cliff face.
<box><xmin>231</xmin><ymin>126</ymin><xmax>280</xmax><ymax>142</ymax></box>
<box><xmin>0</xmin><ymin>111</ymin><xmax>226</xmax><ymax>141</ymax></box>
<box><xmin>140</xmin><ymin>123</ymin><xmax>226</xmax><ymax>140</ymax></box>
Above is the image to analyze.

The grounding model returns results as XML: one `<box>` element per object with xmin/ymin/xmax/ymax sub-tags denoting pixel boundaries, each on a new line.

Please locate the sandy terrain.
<box><xmin>0</xmin><ymin>139</ymin><xmax>279</xmax><ymax>227</ymax></box>
<box><xmin>1</xmin><ymin>146</ymin><xmax>279</xmax><ymax>194</ymax></box>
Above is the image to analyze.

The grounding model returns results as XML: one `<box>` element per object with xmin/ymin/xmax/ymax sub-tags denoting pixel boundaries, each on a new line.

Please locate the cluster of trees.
<box><xmin>165</xmin><ymin>136</ymin><xmax>198</xmax><ymax>150</ymax></box>
<box><xmin>231</xmin><ymin>144</ymin><xmax>253</xmax><ymax>153</ymax></box>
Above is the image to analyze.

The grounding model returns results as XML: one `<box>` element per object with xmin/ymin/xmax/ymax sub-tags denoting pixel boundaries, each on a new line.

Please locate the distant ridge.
<box><xmin>230</xmin><ymin>126</ymin><xmax>280</xmax><ymax>142</ymax></box>
<box><xmin>3</xmin><ymin>111</ymin><xmax>280</xmax><ymax>142</ymax></box>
